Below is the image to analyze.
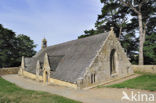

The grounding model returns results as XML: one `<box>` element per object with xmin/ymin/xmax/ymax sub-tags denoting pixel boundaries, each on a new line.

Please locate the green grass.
<box><xmin>99</xmin><ymin>73</ymin><xmax>156</xmax><ymax>91</ymax></box>
<box><xmin>0</xmin><ymin>77</ymin><xmax>81</xmax><ymax>103</ymax></box>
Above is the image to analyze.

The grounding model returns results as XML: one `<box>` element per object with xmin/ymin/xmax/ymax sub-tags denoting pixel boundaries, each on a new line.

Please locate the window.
<box><xmin>91</xmin><ymin>73</ymin><xmax>95</xmax><ymax>84</ymax></box>
<box><xmin>110</xmin><ymin>49</ymin><xmax>117</xmax><ymax>74</ymax></box>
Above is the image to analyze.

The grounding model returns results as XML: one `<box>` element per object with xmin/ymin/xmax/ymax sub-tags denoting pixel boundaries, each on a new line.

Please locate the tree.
<box><xmin>78</xmin><ymin>29</ymin><xmax>97</xmax><ymax>39</ymax></box>
<box><xmin>144</xmin><ymin>32</ymin><xmax>156</xmax><ymax>64</ymax></box>
<box><xmin>14</xmin><ymin>34</ymin><xmax>36</xmax><ymax>65</ymax></box>
<box><xmin>0</xmin><ymin>24</ymin><xmax>36</xmax><ymax>67</ymax></box>
<box><xmin>79</xmin><ymin>0</ymin><xmax>156</xmax><ymax>64</ymax></box>
<box><xmin>96</xmin><ymin>0</ymin><xmax>130</xmax><ymax>38</ymax></box>
<box><xmin>119</xmin><ymin>0</ymin><xmax>152</xmax><ymax>65</ymax></box>
<box><xmin>0</xmin><ymin>24</ymin><xmax>17</xmax><ymax>67</ymax></box>
<box><xmin>143</xmin><ymin>14</ymin><xmax>156</xmax><ymax>64</ymax></box>
<box><xmin>79</xmin><ymin>0</ymin><xmax>139</xmax><ymax>64</ymax></box>
<box><xmin>16</xmin><ymin>34</ymin><xmax>36</xmax><ymax>57</ymax></box>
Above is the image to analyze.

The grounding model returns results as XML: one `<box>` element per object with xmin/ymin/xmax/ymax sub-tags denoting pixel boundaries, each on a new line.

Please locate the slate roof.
<box><xmin>25</xmin><ymin>32</ymin><xmax>110</xmax><ymax>83</ymax></box>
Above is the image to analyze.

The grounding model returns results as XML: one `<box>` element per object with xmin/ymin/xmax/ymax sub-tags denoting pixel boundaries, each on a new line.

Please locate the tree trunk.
<box><xmin>138</xmin><ymin>13</ymin><xmax>144</xmax><ymax>65</ymax></box>
<box><xmin>118</xmin><ymin>27</ymin><xmax>122</xmax><ymax>41</ymax></box>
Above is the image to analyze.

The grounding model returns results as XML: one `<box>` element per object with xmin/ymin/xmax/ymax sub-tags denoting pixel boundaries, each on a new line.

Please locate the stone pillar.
<box><xmin>19</xmin><ymin>56</ymin><xmax>25</xmax><ymax>76</ymax></box>
<box><xmin>42</xmin><ymin>53</ymin><xmax>51</xmax><ymax>84</ymax></box>
<box><xmin>36</xmin><ymin>60</ymin><xmax>40</xmax><ymax>81</ymax></box>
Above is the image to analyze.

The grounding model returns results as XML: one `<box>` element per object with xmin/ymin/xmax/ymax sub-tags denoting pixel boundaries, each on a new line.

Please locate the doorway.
<box><xmin>43</xmin><ymin>71</ymin><xmax>49</xmax><ymax>83</ymax></box>
<box><xmin>110</xmin><ymin>49</ymin><xmax>117</xmax><ymax>74</ymax></box>
<box><xmin>45</xmin><ymin>71</ymin><xmax>48</xmax><ymax>83</ymax></box>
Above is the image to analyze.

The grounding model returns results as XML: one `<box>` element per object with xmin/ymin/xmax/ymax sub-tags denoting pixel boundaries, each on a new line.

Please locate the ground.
<box><xmin>0</xmin><ymin>77</ymin><xmax>80</xmax><ymax>103</ymax></box>
<box><xmin>2</xmin><ymin>74</ymin><xmax>156</xmax><ymax>103</ymax></box>
<box><xmin>105</xmin><ymin>73</ymin><xmax>156</xmax><ymax>91</ymax></box>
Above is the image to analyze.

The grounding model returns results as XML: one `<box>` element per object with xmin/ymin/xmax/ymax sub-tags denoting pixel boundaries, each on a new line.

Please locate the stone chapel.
<box><xmin>19</xmin><ymin>28</ymin><xmax>133</xmax><ymax>89</ymax></box>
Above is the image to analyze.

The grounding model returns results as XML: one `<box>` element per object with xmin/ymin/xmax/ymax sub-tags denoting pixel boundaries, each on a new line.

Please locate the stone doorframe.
<box><xmin>42</xmin><ymin>53</ymin><xmax>51</xmax><ymax>84</ymax></box>
<box><xmin>43</xmin><ymin>70</ymin><xmax>50</xmax><ymax>83</ymax></box>
<box><xmin>110</xmin><ymin>48</ymin><xmax>119</xmax><ymax>76</ymax></box>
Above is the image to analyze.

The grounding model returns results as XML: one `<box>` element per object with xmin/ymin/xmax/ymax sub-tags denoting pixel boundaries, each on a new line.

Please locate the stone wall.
<box><xmin>78</xmin><ymin>32</ymin><xmax>133</xmax><ymax>88</ymax></box>
<box><xmin>132</xmin><ymin>65</ymin><xmax>156</xmax><ymax>74</ymax></box>
<box><xmin>21</xmin><ymin>70</ymin><xmax>77</xmax><ymax>89</ymax></box>
<box><xmin>0</xmin><ymin>67</ymin><xmax>19</xmax><ymax>76</ymax></box>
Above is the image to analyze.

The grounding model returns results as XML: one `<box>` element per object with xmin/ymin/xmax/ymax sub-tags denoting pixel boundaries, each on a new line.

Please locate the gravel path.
<box><xmin>2</xmin><ymin>74</ymin><xmax>156</xmax><ymax>103</ymax></box>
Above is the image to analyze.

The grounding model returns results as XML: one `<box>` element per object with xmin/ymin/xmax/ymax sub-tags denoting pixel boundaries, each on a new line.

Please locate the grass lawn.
<box><xmin>98</xmin><ymin>73</ymin><xmax>156</xmax><ymax>91</ymax></box>
<box><xmin>0</xmin><ymin>77</ymin><xmax>81</xmax><ymax>103</ymax></box>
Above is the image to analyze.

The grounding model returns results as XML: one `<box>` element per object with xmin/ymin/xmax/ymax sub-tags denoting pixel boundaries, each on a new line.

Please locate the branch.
<box><xmin>120</xmin><ymin>0</ymin><xmax>140</xmax><ymax>14</ymax></box>
<box><xmin>139</xmin><ymin>0</ymin><xmax>150</xmax><ymax>11</ymax></box>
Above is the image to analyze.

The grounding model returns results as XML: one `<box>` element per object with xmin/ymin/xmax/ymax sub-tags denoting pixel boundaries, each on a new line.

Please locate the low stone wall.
<box><xmin>21</xmin><ymin>70</ymin><xmax>77</xmax><ymax>89</ymax></box>
<box><xmin>132</xmin><ymin>65</ymin><xmax>156</xmax><ymax>74</ymax></box>
<box><xmin>0</xmin><ymin>67</ymin><xmax>19</xmax><ymax>76</ymax></box>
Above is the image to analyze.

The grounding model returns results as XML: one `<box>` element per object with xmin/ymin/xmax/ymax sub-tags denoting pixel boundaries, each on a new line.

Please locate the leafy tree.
<box><xmin>78</xmin><ymin>29</ymin><xmax>98</xmax><ymax>39</ymax></box>
<box><xmin>0</xmin><ymin>24</ymin><xmax>17</xmax><ymax>67</ymax></box>
<box><xmin>79</xmin><ymin>0</ymin><xmax>156</xmax><ymax>64</ymax></box>
<box><xmin>144</xmin><ymin>33</ymin><xmax>156</xmax><ymax>64</ymax></box>
<box><xmin>124</xmin><ymin>0</ymin><xmax>156</xmax><ymax>64</ymax></box>
<box><xmin>16</xmin><ymin>34</ymin><xmax>36</xmax><ymax>57</ymax></box>
<box><xmin>0</xmin><ymin>24</ymin><xmax>36</xmax><ymax>67</ymax></box>
<box><xmin>143</xmin><ymin>4</ymin><xmax>156</xmax><ymax>64</ymax></box>
<box><xmin>79</xmin><ymin>0</ymin><xmax>138</xmax><ymax>64</ymax></box>
<box><xmin>119</xmin><ymin>0</ymin><xmax>155</xmax><ymax>65</ymax></box>
<box><xmin>15</xmin><ymin>34</ymin><xmax>36</xmax><ymax>65</ymax></box>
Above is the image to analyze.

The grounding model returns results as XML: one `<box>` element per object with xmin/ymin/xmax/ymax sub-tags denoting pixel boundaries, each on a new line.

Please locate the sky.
<box><xmin>0</xmin><ymin>0</ymin><xmax>102</xmax><ymax>51</ymax></box>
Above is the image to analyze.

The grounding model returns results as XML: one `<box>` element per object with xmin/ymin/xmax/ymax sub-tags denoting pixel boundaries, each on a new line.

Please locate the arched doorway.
<box><xmin>110</xmin><ymin>49</ymin><xmax>117</xmax><ymax>75</ymax></box>
<box><xmin>45</xmin><ymin>71</ymin><xmax>48</xmax><ymax>82</ymax></box>
<box><xmin>43</xmin><ymin>70</ymin><xmax>49</xmax><ymax>83</ymax></box>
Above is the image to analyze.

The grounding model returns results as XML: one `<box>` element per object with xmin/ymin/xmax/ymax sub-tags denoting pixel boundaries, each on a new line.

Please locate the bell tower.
<box><xmin>42</xmin><ymin>38</ymin><xmax>47</xmax><ymax>49</ymax></box>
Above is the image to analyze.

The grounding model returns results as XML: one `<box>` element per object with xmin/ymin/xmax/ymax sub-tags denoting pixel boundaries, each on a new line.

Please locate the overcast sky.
<box><xmin>0</xmin><ymin>0</ymin><xmax>102</xmax><ymax>51</ymax></box>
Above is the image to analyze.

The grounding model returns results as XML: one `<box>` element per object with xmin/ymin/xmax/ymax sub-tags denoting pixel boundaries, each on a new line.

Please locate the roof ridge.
<box><xmin>34</xmin><ymin>32</ymin><xmax>108</xmax><ymax>58</ymax></box>
<box><xmin>49</xmin><ymin>32</ymin><xmax>107</xmax><ymax>48</ymax></box>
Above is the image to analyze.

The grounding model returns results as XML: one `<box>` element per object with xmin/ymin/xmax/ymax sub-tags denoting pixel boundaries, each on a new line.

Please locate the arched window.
<box><xmin>110</xmin><ymin>49</ymin><xmax>117</xmax><ymax>74</ymax></box>
<box><xmin>91</xmin><ymin>73</ymin><xmax>96</xmax><ymax>84</ymax></box>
